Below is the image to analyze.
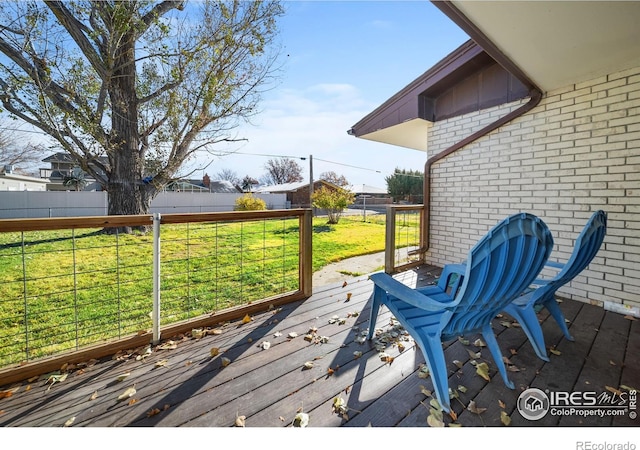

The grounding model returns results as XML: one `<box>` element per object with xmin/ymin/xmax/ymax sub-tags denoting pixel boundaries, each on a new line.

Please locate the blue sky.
<box><xmin>184</xmin><ymin>0</ymin><xmax>470</xmax><ymax>188</ymax></box>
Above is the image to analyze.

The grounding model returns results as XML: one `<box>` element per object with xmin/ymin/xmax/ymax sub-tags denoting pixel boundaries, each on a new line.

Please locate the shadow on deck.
<box><xmin>0</xmin><ymin>265</ymin><xmax>637</xmax><ymax>430</ymax></box>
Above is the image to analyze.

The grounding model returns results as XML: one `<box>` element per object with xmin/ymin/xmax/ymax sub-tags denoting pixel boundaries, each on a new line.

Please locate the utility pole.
<box><xmin>309</xmin><ymin>154</ymin><xmax>313</xmax><ymax>211</ymax></box>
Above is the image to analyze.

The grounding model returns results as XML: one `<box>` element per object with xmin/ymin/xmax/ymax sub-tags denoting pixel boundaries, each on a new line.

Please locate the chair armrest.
<box><xmin>370</xmin><ymin>273</ymin><xmax>452</xmax><ymax>312</ymax></box>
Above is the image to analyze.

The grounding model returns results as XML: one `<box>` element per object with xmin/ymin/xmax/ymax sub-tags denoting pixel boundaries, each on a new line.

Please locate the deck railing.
<box><xmin>0</xmin><ymin>209</ymin><xmax>312</xmax><ymax>384</ymax></box>
<box><xmin>383</xmin><ymin>204</ymin><xmax>424</xmax><ymax>273</ymax></box>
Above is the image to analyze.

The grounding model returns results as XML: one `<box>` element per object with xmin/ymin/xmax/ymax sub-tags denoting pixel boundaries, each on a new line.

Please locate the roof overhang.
<box><xmin>350</xmin><ymin>1</ymin><xmax>640</xmax><ymax>152</ymax></box>
<box><xmin>355</xmin><ymin>118</ymin><xmax>431</xmax><ymax>152</ymax></box>
<box><xmin>436</xmin><ymin>1</ymin><xmax>640</xmax><ymax>93</ymax></box>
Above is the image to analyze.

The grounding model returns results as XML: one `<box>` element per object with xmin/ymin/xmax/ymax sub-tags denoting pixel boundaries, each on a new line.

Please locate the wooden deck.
<box><xmin>0</xmin><ymin>265</ymin><xmax>638</xmax><ymax>428</ymax></box>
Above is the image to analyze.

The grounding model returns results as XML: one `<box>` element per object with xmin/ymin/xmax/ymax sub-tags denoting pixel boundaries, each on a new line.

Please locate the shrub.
<box><xmin>311</xmin><ymin>186</ymin><xmax>355</xmax><ymax>224</ymax></box>
<box><xmin>234</xmin><ymin>194</ymin><xmax>267</xmax><ymax>211</ymax></box>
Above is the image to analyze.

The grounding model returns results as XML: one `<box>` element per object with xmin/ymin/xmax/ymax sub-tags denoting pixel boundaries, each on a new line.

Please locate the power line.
<box><xmin>305</xmin><ymin>157</ymin><xmax>381</xmax><ymax>173</ymax></box>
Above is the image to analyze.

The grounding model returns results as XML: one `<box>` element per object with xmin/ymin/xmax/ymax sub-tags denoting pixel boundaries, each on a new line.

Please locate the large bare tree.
<box><xmin>262</xmin><ymin>157</ymin><xmax>303</xmax><ymax>185</ymax></box>
<box><xmin>0</xmin><ymin>0</ymin><xmax>283</xmax><ymax>223</ymax></box>
<box><xmin>0</xmin><ymin>126</ymin><xmax>46</xmax><ymax>174</ymax></box>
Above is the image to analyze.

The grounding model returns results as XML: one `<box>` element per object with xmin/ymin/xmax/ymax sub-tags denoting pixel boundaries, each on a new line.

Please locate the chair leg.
<box><xmin>367</xmin><ymin>285</ymin><xmax>384</xmax><ymax>340</ymax></box>
<box><xmin>504</xmin><ymin>304</ymin><xmax>550</xmax><ymax>362</ymax></box>
<box><xmin>543</xmin><ymin>297</ymin><xmax>575</xmax><ymax>341</ymax></box>
<box><xmin>481</xmin><ymin>324</ymin><xmax>515</xmax><ymax>389</ymax></box>
<box><xmin>419</xmin><ymin>333</ymin><xmax>452</xmax><ymax>413</ymax></box>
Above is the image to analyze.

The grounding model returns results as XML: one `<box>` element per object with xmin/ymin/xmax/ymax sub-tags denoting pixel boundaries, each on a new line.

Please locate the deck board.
<box><xmin>0</xmin><ymin>265</ymin><xmax>637</xmax><ymax>428</ymax></box>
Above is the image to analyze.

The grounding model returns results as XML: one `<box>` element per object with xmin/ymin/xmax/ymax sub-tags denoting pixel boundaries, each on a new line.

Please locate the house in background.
<box><xmin>0</xmin><ymin>165</ymin><xmax>49</xmax><ymax>191</ymax></box>
<box><xmin>40</xmin><ymin>152</ymin><xmax>106</xmax><ymax>191</ymax></box>
<box><xmin>256</xmin><ymin>180</ymin><xmax>344</xmax><ymax>208</ymax></box>
<box><xmin>350</xmin><ymin>1</ymin><xmax>640</xmax><ymax>315</ymax></box>
<box><xmin>349</xmin><ymin>184</ymin><xmax>391</xmax><ymax>209</ymax></box>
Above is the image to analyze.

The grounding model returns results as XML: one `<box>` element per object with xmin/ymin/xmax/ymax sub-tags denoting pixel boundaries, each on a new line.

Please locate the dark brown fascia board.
<box><xmin>348</xmin><ymin>39</ymin><xmax>484</xmax><ymax>137</ymax></box>
<box><xmin>431</xmin><ymin>1</ymin><xmax>539</xmax><ymax>92</ymax></box>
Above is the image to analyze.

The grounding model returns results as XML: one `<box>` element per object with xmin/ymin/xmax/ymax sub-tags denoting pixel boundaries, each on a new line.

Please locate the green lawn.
<box><xmin>0</xmin><ymin>212</ymin><xmax>418</xmax><ymax>366</ymax></box>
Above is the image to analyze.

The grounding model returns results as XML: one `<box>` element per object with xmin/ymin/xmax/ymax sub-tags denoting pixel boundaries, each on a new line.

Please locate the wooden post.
<box><xmin>300</xmin><ymin>209</ymin><xmax>313</xmax><ymax>297</ymax></box>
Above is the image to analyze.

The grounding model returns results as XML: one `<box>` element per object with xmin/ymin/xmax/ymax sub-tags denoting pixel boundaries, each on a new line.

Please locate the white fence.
<box><xmin>0</xmin><ymin>191</ymin><xmax>287</xmax><ymax>218</ymax></box>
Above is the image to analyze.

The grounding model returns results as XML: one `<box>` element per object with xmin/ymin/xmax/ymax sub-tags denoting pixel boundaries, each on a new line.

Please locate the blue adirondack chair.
<box><xmin>504</xmin><ymin>210</ymin><xmax>607</xmax><ymax>361</ymax></box>
<box><xmin>367</xmin><ymin>213</ymin><xmax>554</xmax><ymax>412</ymax></box>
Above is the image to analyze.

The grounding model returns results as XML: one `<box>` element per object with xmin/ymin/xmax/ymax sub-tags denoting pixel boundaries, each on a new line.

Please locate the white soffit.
<box><xmin>359</xmin><ymin>118</ymin><xmax>431</xmax><ymax>152</ymax></box>
<box><xmin>451</xmin><ymin>1</ymin><xmax>640</xmax><ymax>92</ymax></box>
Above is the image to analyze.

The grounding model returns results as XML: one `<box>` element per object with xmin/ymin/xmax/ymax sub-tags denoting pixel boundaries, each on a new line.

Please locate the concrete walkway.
<box><xmin>312</xmin><ymin>250</ymin><xmax>386</xmax><ymax>287</ymax></box>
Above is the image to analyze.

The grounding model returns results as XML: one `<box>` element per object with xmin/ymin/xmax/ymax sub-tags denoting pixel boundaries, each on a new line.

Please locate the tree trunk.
<box><xmin>105</xmin><ymin>25</ymin><xmax>153</xmax><ymax>232</ymax></box>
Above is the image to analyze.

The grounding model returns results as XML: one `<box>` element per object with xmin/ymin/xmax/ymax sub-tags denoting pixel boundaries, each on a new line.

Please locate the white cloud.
<box><xmin>186</xmin><ymin>82</ymin><xmax>428</xmax><ymax>188</ymax></box>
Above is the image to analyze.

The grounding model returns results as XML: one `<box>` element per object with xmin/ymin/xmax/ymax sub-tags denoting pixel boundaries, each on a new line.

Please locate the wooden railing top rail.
<box><xmin>386</xmin><ymin>204</ymin><xmax>424</xmax><ymax>211</ymax></box>
<box><xmin>0</xmin><ymin>209</ymin><xmax>309</xmax><ymax>233</ymax></box>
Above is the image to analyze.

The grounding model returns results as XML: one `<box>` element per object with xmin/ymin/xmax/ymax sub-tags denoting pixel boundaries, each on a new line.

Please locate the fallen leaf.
<box><xmin>609</xmin><ymin>360</ymin><xmax>616</xmax><ymax>366</ymax></box>
<box><xmin>332</xmin><ymin>396</ymin><xmax>348</xmax><ymax>415</ymax></box>
<box><xmin>210</xmin><ymin>347</ymin><xmax>220</xmax><ymax>357</ymax></box>
<box><xmin>90</xmin><ymin>391</ymin><xmax>98</xmax><ymax>401</ymax></box>
<box><xmin>507</xmin><ymin>365</ymin><xmax>521</xmax><ymax>372</ymax></box>
<box><xmin>208</xmin><ymin>328</ymin><xmax>223</xmax><ymax>335</ymax></box>
<box><xmin>452</xmin><ymin>360</ymin><xmax>464</xmax><ymax>369</ymax></box>
<box><xmin>293</xmin><ymin>412</ymin><xmax>309</xmax><ymax>427</ymax></box>
<box><xmin>235</xmin><ymin>415</ymin><xmax>246</xmax><ymax>427</ymax></box>
<box><xmin>457</xmin><ymin>336</ymin><xmax>470</xmax><ymax>345</ymax></box>
<box><xmin>475</xmin><ymin>362</ymin><xmax>491</xmax><ymax>381</ymax></box>
<box><xmin>419</xmin><ymin>385</ymin><xmax>432</xmax><ymax>396</ymax></box>
<box><xmin>260</xmin><ymin>341</ymin><xmax>271</xmax><ymax>350</ymax></box>
<box><xmin>498</xmin><ymin>399</ymin><xmax>506</xmax><ymax>409</ymax></box>
<box><xmin>623</xmin><ymin>315</ymin><xmax>637</xmax><ymax>321</ymax></box>
<box><xmin>467</xmin><ymin>349</ymin><xmax>481</xmax><ymax>360</ymax></box>
<box><xmin>221</xmin><ymin>357</ymin><xmax>231</xmax><ymax>367</ymax></box>
<box><xmin>473</xmin><ymin>338</ymin><xmax>486</xmax><ymax>347</ymax></box>
<box><xmin>353</xmin><ymin>351</ymin><xmax>362</xmax><ymax>359</ymax></box>
<box><xmin>155</xmin><ymin>359</ymin><xmax>169</xmax><ymax>368</ymax></box>
<box><xmin>427</xmin><ymin>413</ymin><xmax>445</xmax><ymax>427</ymax></box>
<box><xmin>449</xmin><ymin>410</ymin><xmax>458</xmax><ymax>421</ymax></box>
<box><xmin>288</xmin><ymin>332</ymin><xmax>298</xmax><ymax>339</ymax></box>
<box><xmin>147</xmin><ymin>408</ymin><xmax>161</xmax><ymax>418</ymax></box>
<box><xmin>467</xmin><ymin>400</ymin><xmax>487</xmax><ymax>415</ymax></box>
<box><xmin>417</xmin><ymin>365</ymin><xmax>430</xmax><ymax>379</ymax></box>
<box><xmin>191</xmin><ymin>328</ymin><xmax>206</xmax><ymax>339</ymax></box>
<box><xmin>242</xmin><ymin>314</ymin><xmax>252</xmax><ymax>324</ymax></box>
<box><xmin>0</xmin><ymin>387</ymin><xmax>19</xmax><ymax>399</ymax></box>
<box><xmin>457</xmin><ymin>385</ymin><xmax>468</xmax><ymax>393</ymax></box>
<box><xmin>500</xmin><ymin>411</ymin><xmax>511</xmax><ymax>426</ymax></box>
<box><xmin>510</xmin><ymin>348</ymin><xmax>518</xmax><ymax>355</ymax></box>
<box><xmin>157</xmin><ymin>340</ymin><xmax>177</xmax><ymax>350</ymax></box>
<box><xmin>63</xmin><ymin>417</ymin><xmax>75</xmax><ymax>427</ymax></box>
<box><xmin>117</xmin><ymin>386</ymin><xmax>137</xmax><ymax>401</ymax></box>
<box><xmin>303</xmin><ymin>361</ymin><xmax>315</xmax><ymax>370</ymax></box>
<box><xmin>549</xmin><ymin>348</ymin><xmax>562</xmax><ymax>356</ymax></box>
<box><xmin>116</xmin><ymin>373</ymin><xmax>130</xmax><ymax>382</ymax></box>
<box><xmin>606</xmin><ymin>386</ymin><xmax>623</xmax><ymax>396</ymax></box>
<box><xmin>273</xmin><ymin>331</ymin><xmax>282</xmax><ymax>337</ymax></box>
<box><xmin>128</xmin><ymin>398</ymin><xmax>138</xmax><ymax>406</ymax></box>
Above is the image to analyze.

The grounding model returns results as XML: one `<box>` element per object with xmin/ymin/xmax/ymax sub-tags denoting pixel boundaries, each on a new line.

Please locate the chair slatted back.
<box><xmin>441</xmin><ymin>213</ymin><xmax>554</xmax><ymax>337</ymax></box>
<box><xmin>553</xmin><ymin>210</ymin><xmax>607</xmax><ymax>285</ymax></box>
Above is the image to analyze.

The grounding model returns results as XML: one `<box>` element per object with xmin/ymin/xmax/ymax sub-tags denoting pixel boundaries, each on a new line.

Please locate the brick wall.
<box><xmin>425</xmin><ymin>66</ymin><xmax>640</xmax><ymax>312</ymax></box>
